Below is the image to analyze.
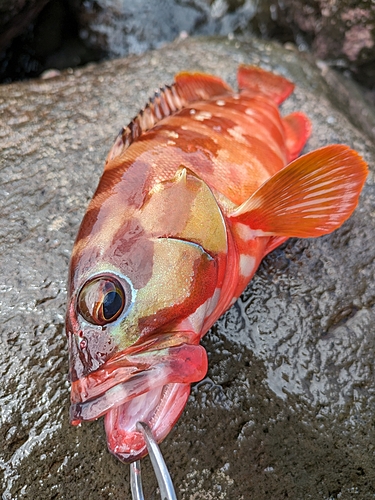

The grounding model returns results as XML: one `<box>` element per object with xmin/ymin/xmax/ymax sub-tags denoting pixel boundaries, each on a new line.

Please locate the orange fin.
<box><xmin>237</xmin><ymin>65</ymin><xmax>295</xmax><ymax>105</ymax></box>
<box><xmin>229</xmin><ymin>145</ymin><xmax>368</xmax><ymax>238</ymax></box>
<box><xmin>174</xmin><ymin>71</ymin><xmax>233</xmax><ymax>101</ymax></box>
<box><xmin>283</xmin><ymin>112</ymin><xmax>312</xmax><ymax>162</ymax></box>
<box><xmin>106</xmin><ymin>72</ymin><xmax>232</xmax><ymax>164</ymax></box>
<box><xmin>265</xmin><ymin>236</ymin><xmax>289</xmax><ymax>255</ymax></box>
<box><xmin>106</xmin><ymin>84</ymin><xmax>187</xmax><ymax>163</ymax></box>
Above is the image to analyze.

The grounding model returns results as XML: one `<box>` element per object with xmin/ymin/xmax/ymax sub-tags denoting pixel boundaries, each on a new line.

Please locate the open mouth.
<box><xmin>70</xmin><ymin>342</ymin><xmax>208</xmax><ymax>462</ymax></box>
<box><xmin>104</xmin><ymin>382</ymin><xmax>191</xmax><ymax>462</ymax></box>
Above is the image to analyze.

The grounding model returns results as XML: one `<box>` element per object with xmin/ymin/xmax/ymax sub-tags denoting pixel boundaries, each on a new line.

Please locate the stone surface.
<box><xmin>1</xmin><ymin>36</ymin><xmax>375</xmax><ymax>499</ymax></box>
<box><xmin>70</xmin><ymin>0</ymin><xmax>264</xmax><ymax>59</ymax></box>
<box><xmin>2</xmin><ymin>0</ymin><xmax>375</xmax><ymax>92</ymax></box>
<box><xmin>264</xmin><ymin>0</ymin><xmax>375</xmax><ymax>88</ymax></box>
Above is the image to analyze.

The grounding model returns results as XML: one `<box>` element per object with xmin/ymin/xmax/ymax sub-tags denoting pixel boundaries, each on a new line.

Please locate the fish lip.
<box><xmin>69</xmin><ymin>340</ymin><xmax>207</xmax><ymax>424</ymax></box>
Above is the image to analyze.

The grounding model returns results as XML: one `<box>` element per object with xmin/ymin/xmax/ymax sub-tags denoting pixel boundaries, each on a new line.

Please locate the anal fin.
<box><xmin>229</xmin><ymin>145</ymin><xmax>368</xmax><ymax>238</ymax></box>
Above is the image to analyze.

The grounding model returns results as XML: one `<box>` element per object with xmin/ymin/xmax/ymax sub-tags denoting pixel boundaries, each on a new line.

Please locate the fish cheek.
<box><xmin>138</xmin><ymin>246</ymin><xmax>218</xmax><ymax>334</ymax></box>
<box><xmin>114</xmin><ymin>238</ymin><xmax>218</xmax><ymax>348</ymax></box>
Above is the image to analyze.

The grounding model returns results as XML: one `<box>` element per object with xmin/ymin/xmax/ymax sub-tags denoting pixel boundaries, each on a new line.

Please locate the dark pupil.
<box><xmin>103</xmin><ymin>291</ymin><xmax>123</xmax><ymax>320</ymax></box>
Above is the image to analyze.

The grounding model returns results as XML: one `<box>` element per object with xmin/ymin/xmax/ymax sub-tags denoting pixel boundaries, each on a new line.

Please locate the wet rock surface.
<box><xmin>1</xmin><ymin>36</ymin><xmax>375</xmax><ymax>499</ymax></box>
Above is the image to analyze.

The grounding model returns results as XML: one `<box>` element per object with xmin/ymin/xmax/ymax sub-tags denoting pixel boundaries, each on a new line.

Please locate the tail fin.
<box><xmin>237</xmin><ymin>65</ymin><xmax>295</xmax><ymax>105</ymax></box>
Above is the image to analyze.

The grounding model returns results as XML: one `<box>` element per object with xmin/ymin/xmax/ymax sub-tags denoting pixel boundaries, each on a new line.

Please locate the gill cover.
<box><xmin>111</xmin><ymin>166</ymin><xmax>228</xmax><ymax>349</ymax></box>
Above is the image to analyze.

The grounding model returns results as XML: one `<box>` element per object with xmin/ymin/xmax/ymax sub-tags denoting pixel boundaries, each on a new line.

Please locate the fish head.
<box><xmin>66</xmin><ymin>167</ymin><xmax>227</xmax><ymax>462</ymax></box>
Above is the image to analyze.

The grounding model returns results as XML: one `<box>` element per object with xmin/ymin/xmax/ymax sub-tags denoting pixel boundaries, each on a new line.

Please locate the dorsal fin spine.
<box><xmin>164</xmin><ymin>85</ymin><xmax>178</xmax><ymax>112</ymax></box>
<box><xmin>106</xmin><ymin>83</ymin><xmax>187</xmax><ymax>163</ymax></box>
<box><xmin>159</xmin><ymin>89</ymin><xmax>170</xmax><ymax>115</ymax></box>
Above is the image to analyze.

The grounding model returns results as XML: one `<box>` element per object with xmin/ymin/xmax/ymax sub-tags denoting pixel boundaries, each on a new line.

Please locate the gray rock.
<box><xmin>1</xmin><ymin>36</ymin><xmax>375</xmax><ymax>499</ymax></box>
<box><xmin>71</xmin><ymin>0</ymin><xmax>262</xmax><ymax>59</ymax></box>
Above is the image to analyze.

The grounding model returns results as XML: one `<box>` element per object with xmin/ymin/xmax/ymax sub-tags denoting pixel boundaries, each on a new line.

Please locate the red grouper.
<box><xmin>66</xmin><ymin>65</ymin><xmax>368</xmax><ymax>462</ymax></box>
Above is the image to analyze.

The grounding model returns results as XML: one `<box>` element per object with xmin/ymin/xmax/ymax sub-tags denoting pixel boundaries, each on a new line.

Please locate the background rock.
<box><xmin>0</xmin><ymin>0</ymin><xmax>102</xmax><ymax>82</ymax></box>
<box><xmin>1</xmin><ymin>0</ymin><xmax>375</xmax><ymax>93</ymax></box>
<box><xmin>1</xmin><ymin>36</ymin><xmax>375</xmax><ymax>499</ymax></box>
<box><xmin>69</xmin><ymin>0</ymin><xmax>260</xmax><ymax>58</ymax></box>
<box><xmin>263</xmin><ymin>0</ymin><xmax>375</xmax><ymax>89</ymax></box>
<box><xmin>0</xmin><ymin>0</ymin><xmax>50</xmax><ymax>54</ymax></box>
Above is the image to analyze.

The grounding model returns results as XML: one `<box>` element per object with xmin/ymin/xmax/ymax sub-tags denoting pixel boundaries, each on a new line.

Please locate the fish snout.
<box><xmin>67</xmin><ymin>326</ymin><xmax>117</xmax><ymax>382</ymax></box>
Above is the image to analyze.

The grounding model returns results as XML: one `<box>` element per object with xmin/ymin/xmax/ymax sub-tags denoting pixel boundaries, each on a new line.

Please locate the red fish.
<box><xmin>66</xmin><ymin>65</ymin><xmax>367</xmax><ymax>462</ymax></box>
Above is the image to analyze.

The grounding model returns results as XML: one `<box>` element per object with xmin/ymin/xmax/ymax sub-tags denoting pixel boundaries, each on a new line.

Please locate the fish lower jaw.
<box><xmin>104</xmin><ymin>382</ymin><xmax>190</xmax><ymax>463</ymax></box>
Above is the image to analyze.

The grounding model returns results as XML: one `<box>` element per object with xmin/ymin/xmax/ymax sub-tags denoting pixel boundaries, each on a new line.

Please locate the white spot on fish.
<box><xmin>167</xmin><ymin>140</ymin><xmax>176</xmax><ymax>146</ymax></box>
<box><xmin>178</xmin><ymin>288</ymin><xmax>221</xmax><ymax>333</ymax></box>
<box><xmin>239</xmin><ymin>254</ymin><xmax>256</xmax><ymax>278</ymax></box>
<box><xmin>167</xmin><ymin>130</ymin><xmax>179</xmax><ymax>139</ymax></box>
<box><xmin>206</xmin><ymin>287</ymin><xmax>221</xmax><ymax>316</ymax></box>
<box><xmin>213</xmin><ymin>125</ymin><xmax>222</xmax><ymax>132</ymax></box>
<box><xmin>245</xmin><ymin>108</ymin><xmax>254</xmax><ymax>116</ymax></box>
<box><xmin>233</xmin><ymin>94</ymin><xmax>240</xmax><ymax>100</ymax></box>
<box><xmin>216</xmin><ymin>100</ymin><xmax>226</xmax><ymax>106</ymax></box>
<box><xmin>229</xmin><ymin>296</ymin><xmax>237</xmax><ymax>306</ymax></box>
<box><xmin>228</xmin><ymin>126</ymin><xmax>247</xmax><ymax>143</ymax></box>
<box><xmin>190</xmin><ymin>109</ymin><xmax>196</xmax><ymax>115</ymax></box>
<box><xmin>235</xmin><ymin>222</ymin><xmax>255</xmax><ymax>241</ymax></box>
<box><xmin>194</xmin><ymin>111</ymin><xmax>212</xmax><ymax>121</ymax></box>
<box><xmin>234</xmin><ymin>219</ymin><xmax>271</xmax><ymax>238</ymax></box>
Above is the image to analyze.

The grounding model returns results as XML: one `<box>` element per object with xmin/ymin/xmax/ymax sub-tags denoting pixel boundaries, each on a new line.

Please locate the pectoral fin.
<box><xmin>229</xmin><ymin>145</ymin><xmax>368</xmax><ymax>238</ymax></box>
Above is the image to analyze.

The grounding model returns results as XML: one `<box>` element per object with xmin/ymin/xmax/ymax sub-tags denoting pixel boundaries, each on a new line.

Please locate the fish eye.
<box><xmin>77</xmin><ymin>275</ymin><xmax>127</xmax><ymax>326</ymax></box>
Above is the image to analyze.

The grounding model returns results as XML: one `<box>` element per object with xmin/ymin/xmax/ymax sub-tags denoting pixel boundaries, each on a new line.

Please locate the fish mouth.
<box><xmin>104</xmin><ymin>382</ymin><xmax>191</xmax><ymax>462</ymax></box>
<box><xmin>70</xmin><ymin>341</ymin><xmax>207</xmax><ymax>462</ymax></box>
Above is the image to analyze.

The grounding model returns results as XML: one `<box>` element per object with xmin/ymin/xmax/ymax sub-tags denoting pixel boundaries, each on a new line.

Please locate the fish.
<box><xmin>65</xmin><ymin>65</ymin><xmax>368</xmax><ymax>463</ymax></box>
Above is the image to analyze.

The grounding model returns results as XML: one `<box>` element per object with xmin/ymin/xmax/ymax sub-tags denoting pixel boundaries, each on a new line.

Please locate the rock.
<box><xmin>0</xmin><ymin>0</ymin><xmax>102</xmax><ymax>83</ymax></box>
<box><xmin>0</xmin><ymin>0</ymin><xmax>50</xmax><ymax>53</ymax></box>
<box><xmin>1</xmin><ymin>36</ymin><xmax>375</xmax><ymax>499</ymax></box>
<box><xmin>70</xmin><ymin>0</ymin><xmax>262</xmax><ymax>58</ymax></box>
<box><xmin>264</xmin><ymin>0</ymin><xmax>375</xmax><ymax>88</ymax></box>
<box><xmin>3</xmin><ymin>0</ymin><xmax>375</xmax><ymax>94</ymax></box>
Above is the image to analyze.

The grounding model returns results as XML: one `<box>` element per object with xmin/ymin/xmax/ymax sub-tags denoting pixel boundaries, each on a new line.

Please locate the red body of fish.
<box><xmin>66</xmin><ymin>65</ymin><xmax>368</xmax><ymax>462</ymax></box>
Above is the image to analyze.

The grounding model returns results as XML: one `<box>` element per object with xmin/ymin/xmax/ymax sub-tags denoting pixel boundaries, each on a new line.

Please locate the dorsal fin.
<box><xmin>106</xmin><ymin>72</ymin><xmax>233</xmax><ymax>164</ymax></box>
<box><xmin>237</xmin><ymin>64</ymin><xmax>295</xmax><ymax>105</ymax></box>
<box><xmin>174</xmin><ymin>72</ymin><xmax>232</xmax><ymax>101</ymax></box>
<box><xmin>106</xmin><ymin>84</ymin><xmax>186</xmax><ymax>163</ymax></box>
<box><xmin>283</xmin><ymin>111</ymin><xmax>312</xmax><ymax>162</ymax></box>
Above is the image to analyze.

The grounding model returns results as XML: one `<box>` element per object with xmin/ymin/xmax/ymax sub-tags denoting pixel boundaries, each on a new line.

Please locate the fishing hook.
<box><xmin>130</xmin><ymin>422</ymin><xmax>177</xmax><ymax>500</ymax></box>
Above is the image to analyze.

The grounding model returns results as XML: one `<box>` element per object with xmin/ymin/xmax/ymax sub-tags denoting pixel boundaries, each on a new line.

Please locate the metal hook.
<box><xmin>130</xmin><ymin>422</ymin><xmax>177</xmax><ymax>500</ymax></box>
